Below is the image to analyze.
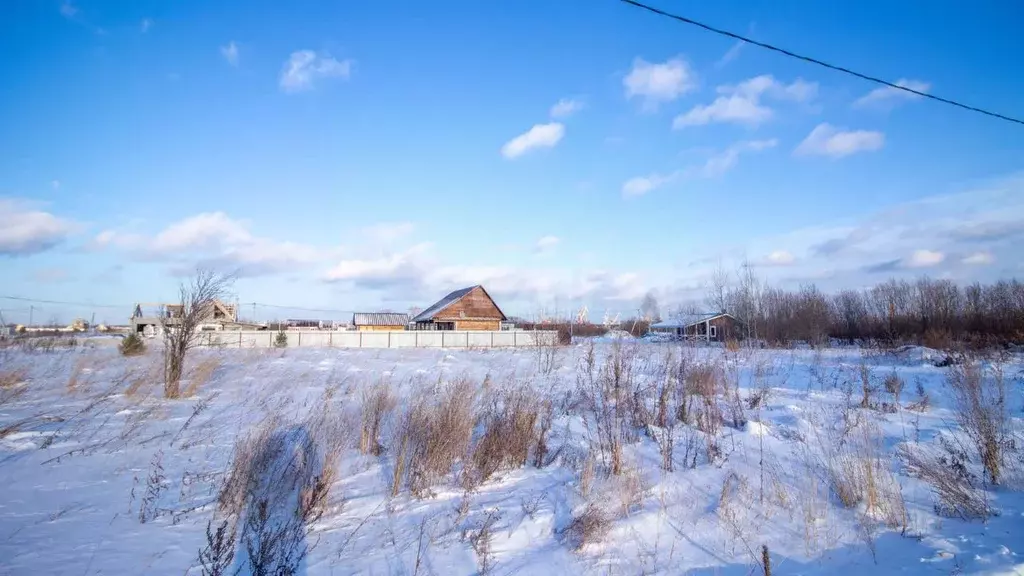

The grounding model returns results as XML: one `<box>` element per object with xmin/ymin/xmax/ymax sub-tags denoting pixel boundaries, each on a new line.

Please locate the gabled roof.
<box><xmin>650</xmin><ymin>312</ymin><xmax>740</xmax><ymax>329</ymax></box>
<box><xmin>412</xmin><ymin>285</ymin><xmax>507</xmax><ymax>323</ymax></box>
<box><xmin>352</xmin><ymin>312</ymin><xmax>410</xmax><ymax>326</ymax></box>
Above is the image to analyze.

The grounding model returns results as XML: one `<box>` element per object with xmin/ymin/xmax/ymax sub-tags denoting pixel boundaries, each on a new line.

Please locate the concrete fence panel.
<box><xmin>195</xmin><ymin>330</ymin><xmax>557</xmax><ymax>349</ymax></box>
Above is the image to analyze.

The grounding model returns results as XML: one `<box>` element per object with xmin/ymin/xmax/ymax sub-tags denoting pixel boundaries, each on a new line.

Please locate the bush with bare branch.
<box><xmin>946</xmin><ymin>359</ymin><xmax>1008</xmax><ymax>485</ymax></box>
<box><xmin>119</xmin><ymin>332</ymin><xmax>146</xmax><ymax>357</ymax></box>
<box><xmin>161</xmin><ymin>268</ymin><xmax>234</xmax><ymax>399</ymax></box>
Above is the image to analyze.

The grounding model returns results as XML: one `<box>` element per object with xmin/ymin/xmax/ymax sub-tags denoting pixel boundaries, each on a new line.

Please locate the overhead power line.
<box><xmin>0</xmin><ymin>295</ymin><xmax>126</xmax><ymax>309</ymax></box>
<box><xmin>619</xmin><ymin>0</ymin><xmax>1024</xmax><ymax>127</ymax></box>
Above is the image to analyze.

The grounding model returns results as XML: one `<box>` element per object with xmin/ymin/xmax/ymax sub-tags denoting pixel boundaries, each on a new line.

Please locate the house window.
<box><xmin>709</xmin><ymin>325</ymin><xmax>717</xmax><ymax>339</ymax></box>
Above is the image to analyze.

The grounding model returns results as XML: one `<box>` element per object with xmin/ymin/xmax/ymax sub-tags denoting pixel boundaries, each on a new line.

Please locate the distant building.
<box><xmin>411</xmin><ymin>285</ymin><xmax>506</xmax><ymax>331</ymax></box>
<box><xmin>352</xmin><ymin>312</ymin><xmax>410</xmax><ymax>331</ymax></box>
<box><xmin>130</xmin><ymin>299</ymin><xmax>254</xmax><ymax>335</ymax></box>
<box><xmin>649</xmin><ymin>312</ymin><xmax>743</xmax><ymax>341</ymax></box>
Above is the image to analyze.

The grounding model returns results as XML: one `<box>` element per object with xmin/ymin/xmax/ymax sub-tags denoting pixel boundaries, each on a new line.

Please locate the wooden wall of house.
<box><xmin>683</xmin><ymin>316</ymin><xmax>742</xmax><ymax>341</ymax></box>
<box><xmin>455</xmin><ymin>319</ymin><xmax>501</xmax><ymax>331</ymax></box>
<box><xmin>356</xmin><ymin>325</ymin><xmax>406</xmax><ymax>332</ymax></box>
<box><xmin>434</xmin><ymin>287</ymin><xmax>504</xmax><ymax>321</ymax></box>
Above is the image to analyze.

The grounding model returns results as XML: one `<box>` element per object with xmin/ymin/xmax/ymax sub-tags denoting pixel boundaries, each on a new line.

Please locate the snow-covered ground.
<box><xmin>0</xmin><ymin>342</ymin><xmax>1022</xmax><ymax>575</ymax></box>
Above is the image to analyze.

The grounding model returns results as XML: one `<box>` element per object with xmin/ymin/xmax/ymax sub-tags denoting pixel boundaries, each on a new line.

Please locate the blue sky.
<box><xmin>1</xmin><ymin>0</ymin><xmax>1023</xmax><ymax>325</ymax></box>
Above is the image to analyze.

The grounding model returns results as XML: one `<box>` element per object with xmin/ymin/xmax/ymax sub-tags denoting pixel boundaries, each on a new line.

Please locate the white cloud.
<box><xmin>59</xmin><ymin>1</ymin><xmax>77</xmax><ymax>18</ymax></box>
<box><xmin>854</xmin><ymin>79</ymin><xmax>931</xmax><ymax>108</ymax></box>
<box><xmin>279</xmin><ymin>50</ymin><xmax>352</xmax><ymax>92</ymax></box>
<box><xmin>907</xmin><ymin>249</ymin><xmax>945</xmax><ymax>267</ymax></box>
<box><xmin>795</xmin><ymin>123</ymin><xmax>884</xmax><ymax>158</ymax></box>
<box><xmin>765</xmin><ymin>250</ymin><xmax>796</xmax><ymax>266</ymax></box>
<box><xmin>151</xmin><ymin>212</ymin><xmax>252</xmax><ymax>253</ymax></box>
<box><xmin>674</xmin><ymin>75</ymin><xmax>816</xmax><ymax>128</ymax></box>
<box><xmin>0</xmin><ymin>199</ymin><xmax>76</xmax><ymax>256</ymax></box>
<box><xmin>962</xmin><ymin>252</ymin><xmax>994</xmax><ymax>265</ymax></box>
<box><xmin>501</xmin><ymin>123</ymin><xmax>565</xmax><ymax>159</ymax></box>
<box><xmin>623</xmin><ymin>57</ymin><xmax>695</xmax><ymax>106</ymax></box>
<box><xmin>96</xmin><ymin>212</ymin><xmax>322</xmax><ymax>277</ymax></box>
<box><xmin>323</xmin><ymin>243</ymin><xmax>431</xmax><ymax>284</ymax></box>
<box><xmin>535</xmin><ymin>235</ymin><xmax>560</xmax><ymax>253</ymax></box>
<box><xmin>622</xmin><ymin>171</ymin><xmax>677</xmax><ymax>198</ymax></box>
<box><xmin>140</xmin><ymin>18</ymin><xmax>152</xmax><ymax>33</ymax></box>
<box><xmin>701</xmin><ymin>139</ymin><xmax>777</xmax><ymax>177</ymax></box>
<box><xmin>220</xmin><ymin>42</ymin><xmax>239</xmax><ymax>66</ymax></box>
<box><xmin>550</xmin><ymin>98</ymin><xmax>584</xmax><ymax>119</ymax></box>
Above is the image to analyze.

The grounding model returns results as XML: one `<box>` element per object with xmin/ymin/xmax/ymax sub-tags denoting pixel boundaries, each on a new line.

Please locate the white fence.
<box><xmin>196</xmin><ymin>330</ymin><xmax>559</xmax><ymax>349</ymax></box>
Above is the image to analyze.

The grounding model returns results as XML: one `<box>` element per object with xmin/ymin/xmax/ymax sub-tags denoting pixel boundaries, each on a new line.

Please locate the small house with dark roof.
<box><xmin>411</xmin><ymin>285</ymin><xmax>506</xmax><ymax>331</ymax></box>
<box><xmin>352</xmin><ymin>312</ymin><xmax>410</xmax><ymax>331</ymax></box>
<box><xmin>649</xmin><ymin>312</ymin><xmax>743</xmax><ymax>341</ymax></box>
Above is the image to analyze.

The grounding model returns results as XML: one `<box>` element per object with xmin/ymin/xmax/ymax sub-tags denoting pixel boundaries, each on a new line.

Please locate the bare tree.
<box><xmin>640</xmin><ymin>291</ymin><xmax>661</xmax><ymax>322</ymax></box>
<box><xmin>705</xmin><ymin>262</ymin><xmax>730</xmax><ymax>314</ymax></box>
<box><xmin>161</xmin><ymin>268</ymin><xmax>235</xmax><ymax>398</ymax></box>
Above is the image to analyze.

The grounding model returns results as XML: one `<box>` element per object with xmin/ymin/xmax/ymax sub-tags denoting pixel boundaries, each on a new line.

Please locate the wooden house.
<box><xmin>352</xmin><ymin>312</ymin><xmax>410</xmax><ymax>331</ymax></box>
<box><xmin>649</xmin><ymin>312</ymin><xmax>743</xmax><ymax>341</ymax></box>
<box><xmin>411</xmin><ymin>285</ymin><xmax>506</xmax><ymax>331</ymax></box>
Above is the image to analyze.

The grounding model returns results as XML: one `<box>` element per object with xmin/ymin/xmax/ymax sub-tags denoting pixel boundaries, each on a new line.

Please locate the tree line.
<box><xmin>710</xmin><ymin>274</ymin><xmax>1024</xmax><ymax>347</ymax></box>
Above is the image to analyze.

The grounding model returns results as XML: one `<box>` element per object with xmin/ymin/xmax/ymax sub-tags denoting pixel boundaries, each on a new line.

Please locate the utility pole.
<box><xmin>28</xmin><ymin>305</ymin><xmax>34</xmax><ymax>328</ymax></box>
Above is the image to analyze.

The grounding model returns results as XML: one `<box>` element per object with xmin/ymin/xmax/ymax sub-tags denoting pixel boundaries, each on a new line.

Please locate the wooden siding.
<box><xmin>433</xmin><ymin>287</ymin><xmax>504</xmax><ymax>322</ymax></box>
<box><xmin>455</xmin><ymin>319</ymin><xmax>501</xmax><ymax>331</ymax></box>
<box><xmin>683</xmin><ymin>315</ymin><xmax>742</xmax><ymax>341</ymax></box>
<box><xmin>357</xmin><ymin>325</ymin><xmax>406</xmax><ymax>332</ymax></box>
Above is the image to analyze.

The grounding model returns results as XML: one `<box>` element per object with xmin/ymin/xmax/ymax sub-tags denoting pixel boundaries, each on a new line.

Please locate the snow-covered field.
<box><xmin>0</xmin><ymin>342</ymin><xmax>1022</xmax><ymax>575</ymax></box>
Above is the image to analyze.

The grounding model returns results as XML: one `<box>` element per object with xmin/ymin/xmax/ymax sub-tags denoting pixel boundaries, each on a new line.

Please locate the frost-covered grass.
<box><xmin>0</xmin><ymin>343</ymin><xmax>1022</xmax><ymax>575</ymax></box>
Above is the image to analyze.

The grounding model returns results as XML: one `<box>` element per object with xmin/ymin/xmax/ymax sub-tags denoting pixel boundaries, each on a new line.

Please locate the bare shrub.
<box><xmin>198</xmin><ymin>518</ymin><xmax>237</xmax><ymax>576</ymax></box>
<box><xmin>119</xmin><ymin>332</ymin><xmax>146</xmax><ymax>356</ymax></box>
<box><xmin>577</xmin><ymin>341</ymin><xmax>636</xmax><ymax>476</ymax></box>
<box><xmin>394</xmin><ymin>379</ymin><xmax>477</xmax><ymax>497</ymax></box>
<box><xmin>858</xmin><ymin>364</ymin><xmax>876</xmax><ymax>409</ymax></box>
<box><xmin>468</xmin><ymin>508</ymin><xmax>501</xmax><ymax>575</ymax></box>
<box><xmin>533</xmin><ymin>399</ymin><xmax>554</xmax><ymax>468</ymax></box>
<box><xmin>946</xmin><ymin>360</ymin><xmax>1008</xmax><ymax>485</ymax></box>
<box><xmin>906</xmin><ymin>379</ymin><xmax>930</xmax><ymax>412</ymax></box>
<box><xmin>139</xmin><ymin>450</ymin><xmax>166</xmax><ymax>523</ymax></box>
<box><xmin>213</xmin><ymin>399</ymin><xmax>345</xmax><ymax>576</ymax></box>
<box><xmin>358</xmin><ymin>381</ymin><xmax>397</xmax><ymax>456</ymax></box>
<box><xmin>883</xmin><ymin>371</ymin><xmax>904</xmax><ymax>406</ymax></box>
<box><xmin>563</xmin><ymin>504</ymin><xmax>611</xmax><ymax>551</ymax></box>
<box><xmin>161</xmin><ymin>268</ymin><xmax>234</xmax><ymax>399</ymax></box>
<box><xmin>901</xmin><ymin>440</ymin><xmax>991</xmax><ymax>520</ymax></box>
<box><xmin>824</xmin><ymin>420</ymin><xmax>907</xmax><ymax>529</ymax></box>
<box><xmin>472</xmin><ymin>387</ymin><xmax>540</xmax><ymax>482</ymax></box>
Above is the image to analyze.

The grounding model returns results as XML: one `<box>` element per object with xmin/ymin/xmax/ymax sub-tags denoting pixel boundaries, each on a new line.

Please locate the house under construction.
<box><xmin>130</xmin><ymin>299</ymin><xmax>258</xmax><ymax>336</ymax></box>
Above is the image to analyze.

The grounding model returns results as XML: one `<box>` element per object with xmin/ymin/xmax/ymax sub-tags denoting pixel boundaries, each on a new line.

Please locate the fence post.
<box><xmin>329</xmin><ymin>331</ymin><xmax>333</xmax><ymax>347</ymax></box>
<box><xmin>359</xmin><ymin>331</ymin><xmax>363</xmax><ymax>348</ymax></box>
<box><xmin>415</xmin><ymin>331</ymin><xmax>419</xmax><ymax>348</ymax></box>
<box><xmin>239</xmin><ymin>331</ymin><xmax>242</xmax><ymax>348</ymax></box>
<box><xmin>388</xmin><ymin>331</ymin><xmax>391</xmax><ymax>348</ymax></box>
<box><xmin>513</xmin><ymin>331</ymin><xmax>518</xmax><ymax>347</ymax></box>
<box><xmin>298</xmin><ymin>331</ymin><xmax>302</xmax><ymax>347</ymax></box>
<box><xmin>491</xmin><ymin>331</ymin><xmax>494</xmax><ymax>348</ymax></box>
<box><xmin>465</xmin><ymin>331</ymin><xmax>469</xmax><ymax>348</ymax></box>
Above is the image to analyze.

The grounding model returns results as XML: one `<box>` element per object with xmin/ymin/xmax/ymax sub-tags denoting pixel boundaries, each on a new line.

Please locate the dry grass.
<box><xmin>0</xmin><ymin>367</ymin><xmax>28</xmax><ymax>405</ymax></box>
<box><xmin>612</xmin><ymin>464</ymin><xmax>648</xmax><ymax>518</ymax></box>
<box><xmin>182</xmin><ymin>357</ymin><xmax>221</xmax><ymax>398</ymax></box>
<box><xmin>472</xmin><ymin>387</ymin><xmax>541</xmax><ymax>483</ymax></box>
<box><xmin>393</xmin><ymin>379</ymin><xmax>477</xmax><ymax>497</ymax></box>
<box><xmin>358</xmin><ymin>381</ymin><xmax>397</xmax><ymax>456</ymax></box>
<box><xmin>825</xmin><ymin>419</ymin><xmax>907</xmax><ymax>530</ymax></box>
<box><xmin>946</xmin><ymin>360</ymin><xmax>1008</xmax><ymax>485</ymax></box>
<box><xmin>66</xmin><ymin>357</ymin><xmax>92</xmax><ymax>393</ymax></box>
<box><xmin>901</xmin><ymin>440</ymin><xmax>991</xmax><ymax>520</ymax></box>
<box><xmin>563</xmin><ymin>504</ymin><xmax>611</xmax><ymax>551</ymax></box>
